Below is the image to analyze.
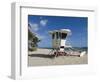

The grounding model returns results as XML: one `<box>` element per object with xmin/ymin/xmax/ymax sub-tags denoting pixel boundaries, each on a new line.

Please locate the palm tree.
<box><xmin>28</xmin><ymin>24</ymin><xmax>41</xmax><ymax>51</ymax></box>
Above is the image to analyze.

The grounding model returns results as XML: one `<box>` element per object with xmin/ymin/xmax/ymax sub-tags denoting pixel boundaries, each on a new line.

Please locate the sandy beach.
<box><xmin>28</xmin><ymin>48</ymin><xmax>88</xmax><ymax>66</ymax></box>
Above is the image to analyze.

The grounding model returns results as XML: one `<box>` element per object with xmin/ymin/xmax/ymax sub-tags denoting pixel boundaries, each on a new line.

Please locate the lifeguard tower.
<box><xmin>49</xmin><ymin>29</ymin><xmax>86</xmax><ymax>57</ymax></box>
<box><xmin>49</xmin><ymin>29</ymin><xmax>71</xmax><ymax>57</ymax></box>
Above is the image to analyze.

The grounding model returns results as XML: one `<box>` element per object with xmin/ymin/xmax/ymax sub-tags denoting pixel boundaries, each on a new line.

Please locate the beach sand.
<box><xmin>28</xmin><ymin>48</ymin><xmax>88</xmax><ymax>66</ymax></box>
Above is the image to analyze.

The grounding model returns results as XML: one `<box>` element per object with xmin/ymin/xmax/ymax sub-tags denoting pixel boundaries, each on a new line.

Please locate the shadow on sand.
<box><xmin>28</xmin><ymin>54</ymin><xmax>55</xmax><ymax>58</ymax></box>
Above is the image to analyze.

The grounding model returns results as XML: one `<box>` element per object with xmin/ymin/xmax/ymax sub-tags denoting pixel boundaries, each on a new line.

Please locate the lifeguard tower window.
<box><xmin>61</xmin><ymin>33</ymin><xmax>67</xmax><ymax>39</ymax></box>
<box><xmin>60</xmin><ymin>46</ymin><xmax>64</xmax><ymax>48</ymax></box>
<box><xmin>56</xmin><ymin>32</ymin><xmax>59</xmax><ymax>39</ymax></box>
<box><xmin>52</xmin><ymin>34</ymin><xmax>54</xmax><ymax>39</ymax></box>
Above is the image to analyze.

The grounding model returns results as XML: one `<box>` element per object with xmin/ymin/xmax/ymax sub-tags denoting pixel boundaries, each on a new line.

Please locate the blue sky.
<box><xmin>28</xmin><ymin>15</ymin><xmax>88</xmax><ymax>48</ymax></box>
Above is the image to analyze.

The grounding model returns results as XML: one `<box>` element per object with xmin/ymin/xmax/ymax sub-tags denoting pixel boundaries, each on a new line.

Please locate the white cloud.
<box><xmin>29</xmin><ymin>23</ymin><xmax>39</xmax><ymax>32</ymax></box>
<box><xmin>40</xmin><ymin>19</ymin><xmax>48</xmax><ymax>26</ymax></box>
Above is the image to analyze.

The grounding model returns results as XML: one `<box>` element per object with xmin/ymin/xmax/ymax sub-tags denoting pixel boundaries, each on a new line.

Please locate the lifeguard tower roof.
<box><xmin>49</xmin><ymin>29</ymin><xmax>71</xmax><ymax>36</ymax></box>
